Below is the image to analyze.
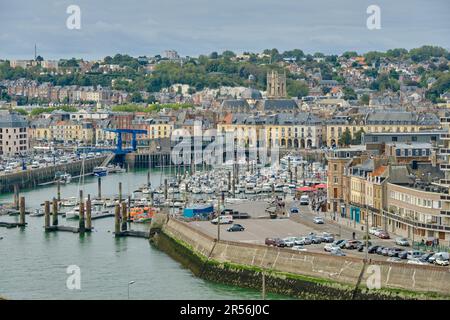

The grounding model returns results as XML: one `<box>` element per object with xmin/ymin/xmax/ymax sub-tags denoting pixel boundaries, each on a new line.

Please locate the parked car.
<box><xmin>320</xmin><ymin>232</ymin><xmax>334</xmax><ymax>243</ymax></box>
<box><xmin>313</xmin><ymin>217</ymin><xmax>324</xmax><ymax>224</ymax></box>
<box><xmin>227</xmin><ymin>224</ymin><xmax>245</xmax><ymax>232</ymax></box>
<box><xmin>435</xmin><ymin>258</ymin><xmax>449</xmax><ymax>266</ymax></box>
<box><xmin>306</xmin><ymin>235</ymin><xmax>322</xmax><ymax>244</ymax></box>
<box><xmin>294</xmin><ymin>237</ymin><xmax>312</xmax><ymax>245</ymax></box>
<box><xmin>368</xmin><ymin>245</ymin><xmax>381</xmax><ymax>254</ymax></box>
<box><xmin>332</xmin><ymin>239</ymin><xmax>347</xmax><ymax>248</ymax></box>
<box><xmin>369</xmin><ymin>227</ymin><xmax>383</xmax><ymax>235</ymax></box>
<box><xmin>356</xmin><ymin>241</ymin><xmax>373</xmax><ymax>252</ymax></box>
<box><xmin>211</xmin><ymin>215</ymin><xmax>233</xmax><ymax>224</ymax></box>
<box><xmin>395</xmin><ymin>237</ymin><xmax>410</xmax><ymax>246</ymax></box>
<box><xmin>387</xmin><ymin>248</ymin><xmax>404</xmax><ymax>257</ymax></box>
<box><xmin>397</xmin><ymin>250</ymin><xmax>409</xmax><ymax>259</ymax></box>
<box><xmin>324</xmin><ymin>243</ymin><xmax>340</xmax><ymax>252</ymax></box>
<box><xmin>330</xmin><ymin>248</ymin><xmax>346</xmax><ymax>256</ymax></box>
<box><xmin>282</xmin><ymin>237</ymin><xmax>297</xmax><ymax>247</ymax></box>
<box><xmin>419</xmin><ymin>252</ymin><xmax>435</xmax><ymax>263</ymax></box>
<box><xmin>299</xmin><ymin>195</ymin><xmax>310</xmax><ymax>205</ymax></box>
<box><xmin>345</xmin><ymin>240</ymin><xmax>362</xmax><ymax>250</ymax></box>
<box><xmin>407</xmin><ymin>250</ymin><xmax>423</xmax><ymax>260</ymax></box>
<box><xmin>377</xmin><ymin>231</ymin><xmax>390</xmax><ymax>239</ymax></box>
<box><xmin>381</xmin><ymin>247</ymin><xmax>391</xmax><ymax>256</ymax></box>
<box><xmin>376</xmin><ymin>246</ymin><xmax>386</xmax><ymax>255</ymax></box>
<box><xmin>265</xmin><ymin>237</ymin><xmax>281</xmax><ymax>246</ymax></box>
<box><xmin>428</xmin><ymin>252</ymin><xmax>449</xmax><ymax>264</ymax></box>
<box><xmin>290</xmin><ymin>207</ymin><xmax>299</xmax><ymax>214</ymax></box>
<box><xmin>386</xmin><ymin>257</ymin><xmax>402</xmax><ymax>263</ymax></box>
<box><xmin>407</xmin><ymin>258</ymin><xmax>428</xmax><ymax>265</ymax></box>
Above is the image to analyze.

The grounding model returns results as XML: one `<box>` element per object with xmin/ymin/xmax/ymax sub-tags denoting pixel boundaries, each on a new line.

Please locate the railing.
<box><xmin>383</xmin><ymin>210</ymin><xmax>450</xmax><ymax>232</ymax></box>
<box><xmin>413</xmin><ymin>242</ymin><xmax>450</xmax><ymax>253</ymax></box>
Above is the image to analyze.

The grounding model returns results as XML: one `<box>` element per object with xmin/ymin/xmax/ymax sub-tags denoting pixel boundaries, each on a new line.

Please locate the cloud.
<box><xmin>0</xmin><ymin>0</ymin><xmax>448</xmax><ymax>60</ymax></box>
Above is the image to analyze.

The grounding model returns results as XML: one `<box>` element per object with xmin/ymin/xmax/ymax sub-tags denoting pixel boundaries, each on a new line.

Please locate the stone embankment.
<box><xmin>150</xmin><ymin>214</ymin><xmax>450</xmax><ymax>300</ymax></box>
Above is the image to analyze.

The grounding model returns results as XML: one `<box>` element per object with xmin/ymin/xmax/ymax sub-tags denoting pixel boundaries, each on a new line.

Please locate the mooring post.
<box><xmin>57</xmin><ymin>179</ymin><xmax>61</xmax><ymax>202</ymax></box>
<box><xmin>227</xmin><ymin>171</ymin><xmax>231</xmax><ymax>192</ymax></box>
<box><xmin>118</xmin><ymin>182</ymin><xmax>122</xmax><ymax>203</ymax></box>
<box><xmin>78</xmin><ymin>190</ymin><xmax>85</xmax><ymax>233</ymax></box>
<box><xmin>121</xmin><ymin>202</ymin><xmax>128</xmax><ymax>232</ymax></box>
<box><xmin>164</xmin><ymin>178</ymin><xmax>168</xmax><ymax>200</ymax></box>
<box><xmin>150</xmin><ymin>190</ymin><xmax>154</xmax><ymax>206</ymax></box>
<box><xmin>232</xmin><ymin>177</ymin><xmax>235</xmax><ymax>197</ymax></box>
<box><xmin>147</xmin><ymin>171</ymin><xmax>150</xmax><ymax>188</ymax></box>
<box><xmin>19</xmin><ymin>196</ymin><xmax>25</xmax><ymax>226</ymax></box>
<box><xmin>44</xmin><ymin>200</ymin><xmax>50</xmax><ymax>229</ymax></box>
<box><xmin>52</xmin><ymin>197</ymin><xmax>58</xmax><ymax>226</ymax></box>
<box><xmin>13</xmin><ymin>184</ymin><xmax>19</xmax><ymax>210</ymax></box>
<box><xmin>97</xmin><ymin>176</ymin><xmax>102</xmax><ymax>199</ymax></box>
<box><xmin>86</xmin><ymin>194</ymin><xmax>92</xmax><ymax>230</ymax></box>
<box><xmin>114</xmin><ymin>204</ymin><xmax>121</xmax><ymax>237</ymax></box>
<box><xmin>295</xmin><ymin>165</ymin><xmax>298</xmax><ymax>184</ymax></box>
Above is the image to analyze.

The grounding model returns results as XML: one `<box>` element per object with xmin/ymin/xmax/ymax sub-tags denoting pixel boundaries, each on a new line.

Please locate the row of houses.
<box><xmin>326</xmin><ymin>115</ymin><xmax>450</xmax><ymax>243</ymax></box>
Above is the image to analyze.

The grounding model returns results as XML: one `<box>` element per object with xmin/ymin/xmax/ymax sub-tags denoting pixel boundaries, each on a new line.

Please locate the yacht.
<box><xmin>93</xmin><ymin>166</ymin><xmax>108</xmax><ymax>177</ymax></box>
<box><xmin>30</xmin><ymin>208</ymin><xmax>45</xmax><ymax>217</ymax></box>
<box><xmin>61</xmin><ymin>197</ymin><xmax>78</xmax><ymax>207</ymax></box>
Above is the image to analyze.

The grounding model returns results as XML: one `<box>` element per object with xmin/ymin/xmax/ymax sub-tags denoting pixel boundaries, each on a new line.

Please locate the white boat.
<box><xmin>245</xmin><ymin>183</ymin><xmax>256</xmax><ymax>194</ymax></box>
<box><xmin>202</xmin><ymin>186</ymin><xmax>214</xmax><ymax>194</ymax></box>
<box><xmin>61</xmin><ymin>197</ymin><xmax>78</xmax><ymax>207</ymax></box>
<box><xmin>55</xmin><ymin>172</ymin><xmax>72</xmax><ymax>184</ymax></box>
<box><xmin>192</xmin><ymin>186</ymin><xmax>202</xmax><ymax>194</ymax></box>
<box><xmin>93</xmin><ymin>166</ymin><xmax>108</xmax><ymax>177</ymax></box>
<box><xmin>30</xmin><ymin>208</ymin><xmax>45</xmax><ymax>217</ymax></box>
<box><xmin>66</xmin><ymin>208</ymin><xmax>80</xmax><ymax>220</ymax></box>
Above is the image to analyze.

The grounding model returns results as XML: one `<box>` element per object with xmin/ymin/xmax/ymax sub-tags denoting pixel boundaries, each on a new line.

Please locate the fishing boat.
<box><xmin>55</xmin><ymin>171</ymin><xmax>72</xmax><ymax>184</ymax></box>
<box><xmin>129</xmin><ymin>207</ymin><xmax>156</xmax><ymax>223</ymax></box>
<box><xmin>93</xmin><ymin>166</ymin><xmax>108</xmax><ymax>177</ymax></box>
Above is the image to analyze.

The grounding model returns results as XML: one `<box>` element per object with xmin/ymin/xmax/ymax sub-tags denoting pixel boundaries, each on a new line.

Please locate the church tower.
<box><xmin>266</xmin><ymin>70</ymin><xmax>287</xmax><ymax>99</ymax></box>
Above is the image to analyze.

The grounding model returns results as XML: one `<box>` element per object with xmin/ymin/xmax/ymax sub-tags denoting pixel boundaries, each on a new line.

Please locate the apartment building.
<box><xmin>0</xmin><ymin>111</ymin><xmax>29</xmax><ymax>156</ymax></box>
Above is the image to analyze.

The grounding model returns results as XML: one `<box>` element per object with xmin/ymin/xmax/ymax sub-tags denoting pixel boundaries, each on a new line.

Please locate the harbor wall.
<box><xmin>0</xmin><ymin>156</ymin><xmax>107</xmax><ymax>193</ymax></box>
<box><xmin>151</xmin><ymin>215</ymin><xmax>450</xmax><ymax>299</ymax></box>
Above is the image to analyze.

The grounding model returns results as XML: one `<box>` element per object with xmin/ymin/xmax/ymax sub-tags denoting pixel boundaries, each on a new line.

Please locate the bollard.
<box><xmin>86</xmin><ymin>194</ymin><xmax>92</xmax><ymax>230</ymax></box>
<box><xmin>52</xmin><ymin>198</ymin><xmax>58</xmax><ymax>226</ymax></box>
<box><xmin>121</xmin><ymin>202</ymin><xmax>128</xmax><ymax>232</ymax></box>
<box><xmin>44</xmin><ymin>200</ymin><xmax>50</xmax><ymax>229</ymax></box>
<box><xmin>114</xmin><ymin>204</ymin><xmax>121</xmax><ymax>236</ymax></box>
<box><xmin>97</xmin><ymin>176</ymin><xmax>102</xmax><ymax>199</ymax></box>
<box><xmin>118</xmin><ymin>182</ymin><xmax>122</xmax><ymax>203</ymax></box>
<box><xmin>14</xmin><ymin>184</ymin><xmax>19</xmax><ymax>210</ymax></box>
<box><xmin>19</xmin><ymin>196</ymin><xmax>25</xmax><ymax>226</ymax></box>
<box><xmin>79</xmin><ymin>200</ymin><xmax>85</xmax><ymax>234</ymax></box>
<box><xmin>57</xmin><ymin>180</ymin><xmax>61</xmax><ymax>202</ymax></box>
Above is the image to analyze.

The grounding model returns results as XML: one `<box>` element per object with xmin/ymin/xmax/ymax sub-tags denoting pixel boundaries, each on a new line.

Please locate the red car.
<box><xmin>378</xmin><ymin>231</ymin><xmax>390</xmax><ymax>239</ymax></box>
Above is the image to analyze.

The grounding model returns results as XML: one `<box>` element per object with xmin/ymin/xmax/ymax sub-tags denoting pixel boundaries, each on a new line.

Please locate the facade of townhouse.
<box><xmin>0</xmin><ymin>111</ymin><xmax>29</xmax><ymax>156</ymax></box>
<box><xmin>325</xmin><ymin>111</ymin><xmax>440</xmax><ymax>147</ymax></box>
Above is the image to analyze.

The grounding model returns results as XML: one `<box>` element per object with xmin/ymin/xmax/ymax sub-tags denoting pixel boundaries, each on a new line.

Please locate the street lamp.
<box><xmin>128</xmin><ymin>280</ymin><xmax>135</xmax><ymax>300</ymax></box>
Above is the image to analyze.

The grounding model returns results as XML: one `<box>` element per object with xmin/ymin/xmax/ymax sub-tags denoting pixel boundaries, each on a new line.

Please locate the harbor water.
<box><xmin>0</xmin><ymin>168</ymin><xmax>289</xmax><ymax>300</ymax></box>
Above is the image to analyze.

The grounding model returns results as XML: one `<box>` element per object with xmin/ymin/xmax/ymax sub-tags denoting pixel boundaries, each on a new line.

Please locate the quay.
<box><xmin>0</xmin><ymin>155</ymin><xmax>108</xmax><ymax>193</ymax></box>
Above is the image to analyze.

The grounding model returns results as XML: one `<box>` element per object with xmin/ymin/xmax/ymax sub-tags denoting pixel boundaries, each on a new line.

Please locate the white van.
<box><xmin>428</xmin><ymin>252</ymin><xmax>449</xmax><ymax>263</ymax></box>
<box><xmin>211</xmin><ymin>215</ymin><xmax>233</xmax><ymax>225</ymax></box>
<box><xmin>299</xmin><ymin>195</ymin><xmax>310</xmax><ymax>205</ymax></box>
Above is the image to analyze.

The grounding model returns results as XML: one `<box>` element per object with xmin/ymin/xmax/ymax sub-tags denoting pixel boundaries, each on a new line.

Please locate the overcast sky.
<box><xmin>0</xmin><ymin>0</ymin><xmax>449</xmax><ymax>60</ymax></box>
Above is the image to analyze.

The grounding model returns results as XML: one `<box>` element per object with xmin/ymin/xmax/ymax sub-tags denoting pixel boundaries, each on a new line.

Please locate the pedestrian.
<box><xmin>352</xmin><ymin>232</ymin><xmax>355</xmax><ymax>240</ymax></box>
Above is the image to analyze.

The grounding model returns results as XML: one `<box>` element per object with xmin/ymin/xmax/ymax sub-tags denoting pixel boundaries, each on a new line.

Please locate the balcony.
<box><xmin>440</xmin><ymin>164</ymin><xmax>450</xmax><ymax>171</ymax></box>
<box><xmin>440</xmin><ymin>148</ymin><xmax>450</xmax><ymax>155</ymax></box>
<box><xmin>441</xmin><ymin>133</ymin><xmax>450</xmax><ymax>140</ymax></box>
<box><xmin>440</xmin><ymin>117</ymin><xmax>450</xmax><ymax>124</ymax></box>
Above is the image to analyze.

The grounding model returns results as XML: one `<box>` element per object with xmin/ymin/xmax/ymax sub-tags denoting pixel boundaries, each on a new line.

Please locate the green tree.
<box><xmin>339</xmin><ymin>128</ymin><xmax>352</xmax><ymax>146</ymax></box>
<box><xmin>352</xmin><ymin>129</ymin><xmax>365</xmax><ymax>145</ymax></box>
<box><xmin>359</xmin><ymin>94</ymin><xmax>370</xmax><ymax>105</ymax></box>
<box><xmin>286</xmin><ymin>80</ymin><xmax>309</xmax><ymax>98</ymax></box>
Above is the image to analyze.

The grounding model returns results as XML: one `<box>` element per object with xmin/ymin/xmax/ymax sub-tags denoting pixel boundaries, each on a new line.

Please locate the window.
<box><xmin>392</xmin><ymin>137</ymin><xmax>398</xmax><ymax>142</ymax></box>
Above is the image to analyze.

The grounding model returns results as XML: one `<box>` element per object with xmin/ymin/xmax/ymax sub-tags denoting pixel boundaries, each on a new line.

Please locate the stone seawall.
<box><xmin>0</xmin><ymin>156</ymin><xmax>107</xmax><ymax>193</ymax></box>
<box><xmin>151</xmin><ymin>215</ymin><xmax>450</xmax><ymax>299</ymax></box>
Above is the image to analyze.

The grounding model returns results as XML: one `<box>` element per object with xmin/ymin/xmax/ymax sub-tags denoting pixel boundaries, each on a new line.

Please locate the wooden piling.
<box><xmin>52</xmin><ymin>198</ymin><xmax>58</xmax><ymax>226</ymax></box>
<box><xmin>97</xmin><ymin>176</ymin><xmax>102</xmax><ymax>199</ymax></box>
<box><xmin>86</xmin><ymin>194</ymin><xmax>92</xmax><ymax>230</ymax></box>
<box><xmin>228</xmin><ymin>171</ymin><xmax>231</xmax><ymax>191</ymax></box>
<box><xmin>57</xmin><ymin>179</ymin><xmax>61</xmax><ymax>201</ymax></box>
<box><xmin>295</xmin><ymin>165</ymin><xmax>298</xmax><ymax>183</ymax></box>
<box><xmin>114</xmin><ymin>204</ymin><xmax>121</xmax><ymax>236</ymax></box>
<box><xmin>147</xmin><ymin>171</ymin><xmax>151</xmax><ymax>187</ymax></box>
<box><xmin>19</xmin><ymin>196</ymin><xmax>25</xmax><ymax>226</ymax></box>
<box><xmin>44</xmin><ymin>201</ymin><xmax>50</xmax><ymax>229</ymax></box>
<box><xmin>118</xmin><ymin>182</ymin><xmax>122</xmax><ymax>202</ymax></box>
<box><xmin>121</xmin><ymin>202</ymin><xmax>128</xmax><ymax>232</ymax></box>
<box><xmin>79</xmin><ymin>190</ymin><xmax>85</xmax><ymax>233</ymax></box>
<box><xmin>13</xmin><ymin>184</ymin><xmax>19</xmax><ymax>210</ymax></box>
